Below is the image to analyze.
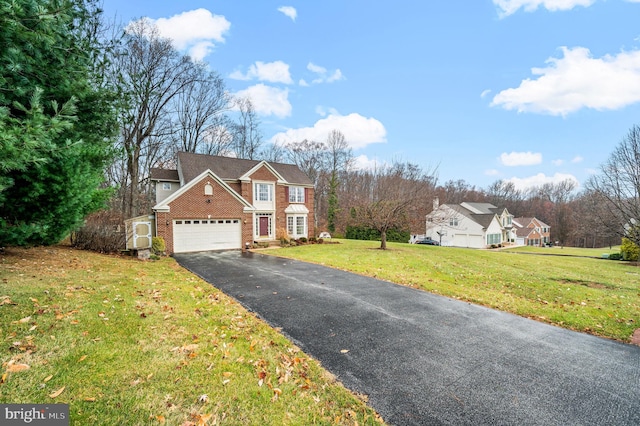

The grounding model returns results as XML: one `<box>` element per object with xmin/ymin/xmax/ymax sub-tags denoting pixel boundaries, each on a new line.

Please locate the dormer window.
<box><xmin>162</xmin><ymin>183</ymin><xmax>171</xmax><ymax>190</ymax></box>
<box><xmin>289</xmin><ymin>186</ymin><xmax>305</xmax><ymax>203</ymax></box>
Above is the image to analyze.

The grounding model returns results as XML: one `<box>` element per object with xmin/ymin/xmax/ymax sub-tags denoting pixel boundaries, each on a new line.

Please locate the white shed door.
<box><xmin>173</xmin><ymin>219</ymin><xmax>241</xmax><ymax>253</ymax></box>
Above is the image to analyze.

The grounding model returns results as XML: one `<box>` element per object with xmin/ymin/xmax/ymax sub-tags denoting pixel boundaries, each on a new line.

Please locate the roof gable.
<box><xmin>240</xmin><ymin>160</ymin><xmax>286</xmax><ymax>183</ymax></box>
<box><xmin>153</xmin><ymin>168</ymin><xmax>254</xmax><ymax>212</ymax></box>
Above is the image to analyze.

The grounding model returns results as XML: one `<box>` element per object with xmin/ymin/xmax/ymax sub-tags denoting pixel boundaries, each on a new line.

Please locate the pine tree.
<box><xmin>0</xmin><ymin>0</ymin><xmax>117</xmax><ymax>245</ymax></box>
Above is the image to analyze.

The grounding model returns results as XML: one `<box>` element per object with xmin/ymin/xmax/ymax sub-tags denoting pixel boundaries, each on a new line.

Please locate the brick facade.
<box><xmin>153</xmin><ymin>160</ymin><xmax>315</xmax><ymax>254</ymax></box>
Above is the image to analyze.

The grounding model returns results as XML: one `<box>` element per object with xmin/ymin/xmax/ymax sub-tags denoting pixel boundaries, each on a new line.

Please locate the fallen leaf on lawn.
<box><xmin>198</xmin><ymin>394</ymin><xmax>209</xmax><ymax>403</ymax></box>
<box><xmin>15</xmin><ymin>316</ymin><xmax>31</xmax><ymax>324</ymax></box>
<box><xmin>7</xmin><ymin>363</ymin><xmax>30</xmax><ymax>373</ymax></box>
<box><xmin>28</xmin><ymin>325</ymin><xmax>37</xmax><ymax>331</ymax></box>
<box><xmin>49</xmin><ymin>386</ymin><xmax>65</xmax><ymax>398</ymax></box>
<box><xmin>1</xmin><ymin>372</ymin><xmax>7</xmax><ymax>384</ymax></box>
<box><xmin>222</xmin><ymin>372</ymin><xmax>233</xmax><ymax>377</ymax></box>
<box><xmin>196</xmin><ymin>413</ymin><xmax>212</xmax><ymax>425</ymax></box>
<box><xmin>84</xmin><ymin>397</ymin><xmax>96</xmax><ymax>402</ymax></box>
<box><xmin>78</xmin><ymin>355</ymin><xmax>87</xmax><ymax>362</ymax></box>
<box><xmin>272</xmin><ymin>388</ymin><xmax>282</xmax><ymax>401</ymax></box>
<box><xmin>44</xmin><ymin>375</ymin><xmax>53</xmax><ymax>382</ymax></box>
<box><xmin>0</xmin><ymin>296</ymin><xmax>15</xmax><ymax>305</ymax></box>
<box><xmin>222</xmin><ymin>379</ymin><xmax>230</xmax><ymax>385</ymax></box>
<box><xmin>340</xmin><ymin>349</ymin><xmax>349</xmax><ymax>354</ymax></box>
<box><xmin>155</xmin><ymin>414</ymin><xmax>166</xmax><ymax>424</ymax></box>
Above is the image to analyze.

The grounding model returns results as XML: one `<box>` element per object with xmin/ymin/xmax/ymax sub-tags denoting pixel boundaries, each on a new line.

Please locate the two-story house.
<box><xmin>512</xmin><ymin>217</ymin><xmax>551</xmax><ymax>247</ymax></box>
<box><xmin>127</xmin><ymin>152</ymin><xmax>314</xmax><ymax>254</ymax></box>
<box><xmin>425</xmin><ymin>199</ymin><xmax>516</xmax><ymax>248</ymax></box>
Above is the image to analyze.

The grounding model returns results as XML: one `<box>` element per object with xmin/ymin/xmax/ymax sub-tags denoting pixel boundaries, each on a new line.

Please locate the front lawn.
<box><xmin>271</xmin><ymin>240</ymin><xmax>639</xmax><ymax>342</ymax></box>
<box><xmin>0</xmin><ymin>246</ymin><xmax>383</xmax><ymax>425</ymax></box>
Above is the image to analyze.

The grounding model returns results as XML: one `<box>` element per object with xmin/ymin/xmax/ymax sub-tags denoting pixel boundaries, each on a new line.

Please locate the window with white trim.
<box><xmin>449</xmin><ymin>217</ymin><xmax>458</xmax><ymax>227</ymax></box>
<box><xmin>289</xmin><ymin>186</ymin><xmax>305</xmax><ymax>203</ymax></box>
<box><xmin>487</xmin><ymin>233</ymin><xmax>501</xmax><ymax>245</ymax></box>
<box><xmin>162</xmin><ymin>183</ymin><xmax>171</xmax><ymax>190</ymax></box>
<box><xmin>255</xmin><ymin>183</ymin><xmax>273</xmax><ymax>202</ymax></box>
<box><xmin>287</xmin><ymin>215</ymin><xmax>307</xmax><ymax>238</ymax></box>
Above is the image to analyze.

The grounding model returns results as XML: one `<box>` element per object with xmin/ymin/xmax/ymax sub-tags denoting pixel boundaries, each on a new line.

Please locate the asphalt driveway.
<box><xmin>174</xmin><ymin>250</ymin><xmax>640</xmax><ymax>426</ymax></box>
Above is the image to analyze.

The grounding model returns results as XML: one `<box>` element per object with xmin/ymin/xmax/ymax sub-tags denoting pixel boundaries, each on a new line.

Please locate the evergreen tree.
<box><xmin>0</xmin><ymin>0</ymin><xmax>117</xmax><ymax>245</ymax></box>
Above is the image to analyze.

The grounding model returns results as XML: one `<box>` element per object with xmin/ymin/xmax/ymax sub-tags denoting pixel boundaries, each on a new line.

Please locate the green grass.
<box><xmin>269</xmin><ymin>240</ymin><xmax>640</xmax><ymax>342</ymax></box>
<box><xmin>504</xmin><ymin>245</ymin><xmax>622</xmax><ymax>258</ymax></box>
<box><xmin>0</xmin><ymin>246</ymin><xmax>383</xmax><ymax>425</ymax></box>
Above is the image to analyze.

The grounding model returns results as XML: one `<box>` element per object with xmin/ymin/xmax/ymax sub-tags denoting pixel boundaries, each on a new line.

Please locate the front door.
<box><xmin>259</xmin><ymin>216</ymin><xmax>269</xmax><ymax>237</ymax></box>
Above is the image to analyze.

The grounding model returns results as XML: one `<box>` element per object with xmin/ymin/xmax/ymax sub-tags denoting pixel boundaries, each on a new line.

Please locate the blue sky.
<box><xmin>102</xmin><ymin>0</ymin><xmax>640</xmax><ymax>190</ymax></box>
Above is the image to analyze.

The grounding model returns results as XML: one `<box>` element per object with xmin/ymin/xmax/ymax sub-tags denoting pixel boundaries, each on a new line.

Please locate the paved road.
<box><xmin>174</xmin><ymin>250</ymin><xmax>640</xmax><ymax>426</ymax></box>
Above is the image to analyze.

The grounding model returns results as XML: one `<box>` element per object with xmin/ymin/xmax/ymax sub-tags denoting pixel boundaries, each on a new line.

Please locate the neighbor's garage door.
<box><xmin>173</xmin><ymin>219</ymin><xmax>241</xmax><ymax>253</ymax></box>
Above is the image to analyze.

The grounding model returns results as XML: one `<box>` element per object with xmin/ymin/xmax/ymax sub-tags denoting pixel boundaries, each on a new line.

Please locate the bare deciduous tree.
<box><xmin>350</xmin><ymin>161</ymin><xmax>436</xmax><ymax>249</ymax></box>
<box><xmin>585</xmin><ymin>124</ymin><xmax>640</xmax><ymax>247</ymax></box>
<box><xmin>170</xmin><ymin>65</ymin><xmax>230</xmax><ymax>154</ymax></box>
<box><xmin>230</xmin><ymin>97</ymin><xmax>262</xmax><ymax>159</ymax></box>
<box><xmin>325</xmin><ymin>130</ymin><xmax>353</xmax><ymax>233</ymax></box>
<box><xmin>111</xmin><ymin>19</ymin><xmax>200</xmax><ymax>217</ymax></box>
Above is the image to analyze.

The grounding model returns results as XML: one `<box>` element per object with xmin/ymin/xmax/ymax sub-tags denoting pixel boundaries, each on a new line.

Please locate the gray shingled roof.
<box><xmin>176</xmin><ymin>152</ymin><xmax>313</xmax><ymax>185</ymax></box>
<box><xmin>446</xmin><ymin>204</ymin><xmax>497</xmax><ymax>229</ymax></box>
<box><xmin>150</xmin><ymin>168</ymin><xmax>180</xmax><ymax>181</ymax></box>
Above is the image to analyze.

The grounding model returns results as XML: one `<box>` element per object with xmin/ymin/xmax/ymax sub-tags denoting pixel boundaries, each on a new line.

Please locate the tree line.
<box><xmin>1</xmin><ymin>0</ymin><xmax>639</xmax><ymax>251</ymax></box>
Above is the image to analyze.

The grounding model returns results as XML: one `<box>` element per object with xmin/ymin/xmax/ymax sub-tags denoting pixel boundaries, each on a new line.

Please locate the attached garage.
<box><xmin>173</xmin><ymin>219</ymin><xmax>242</xmax><ymax>253</ymax></box>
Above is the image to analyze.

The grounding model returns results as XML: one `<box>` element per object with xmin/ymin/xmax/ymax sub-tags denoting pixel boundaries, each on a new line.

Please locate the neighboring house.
<box><xmin>512</xmin><ymin>217</ymin><xmax>551</xmax><ymax>247</ymax></box>
<box><xmin>425</xmin><ymin>199</ymin><xmax>516</xmax><ymax>248</ymax></box>
<box><xmin>126</xmin><ymin>152</ymin><xmax>314</xmax><ymax>254</ymax></box>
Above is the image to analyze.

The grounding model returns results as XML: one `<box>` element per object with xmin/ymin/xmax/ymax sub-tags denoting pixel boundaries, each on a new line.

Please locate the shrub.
<box><xmin>152</xmin><ymin>237</ymin><xmax>165</xmax><ymax>255</ymax></box>
<box><xmin>608</xmin><ymin>252</ymin><xmax>622</xmax><ymax>260</ymax></box>
<box><xmin>621</xmin><ymin>238</ymin><xmax>639</xmax><ymax>261</ymax></box>
<box><xmin>299</xmin><ymin>237</ymin><xmax>308</xmax><ymax>243</ymax></box>
<box><xmin>71</xmin><ymin>211</ymin><xmax>125</xmax><ymax>253</ymax></box>
<box><xmin>345</xmin><ymin>226</ymin><xmax>410</xmax><ymax>243</ymax></box>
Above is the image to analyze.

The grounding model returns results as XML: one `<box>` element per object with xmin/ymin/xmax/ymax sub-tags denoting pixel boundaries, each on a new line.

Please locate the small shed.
<box><xmin>124</xmin><ymin>215</ymin><xmax>155</xmax><ymax>250</ymax></box>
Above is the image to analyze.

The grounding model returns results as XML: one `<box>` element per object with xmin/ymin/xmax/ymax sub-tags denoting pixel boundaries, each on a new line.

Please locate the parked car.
<box><xmin>416</xmin><ymin>238</ymin><xmax>439</xmax><ymax>246</ymax></box>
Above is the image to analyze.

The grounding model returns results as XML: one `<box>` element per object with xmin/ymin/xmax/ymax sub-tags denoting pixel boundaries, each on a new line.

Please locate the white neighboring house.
<box><xmin>425</xmin><ymin>199</ymin><xmax>516</xmax><ymax>249</ymax></box>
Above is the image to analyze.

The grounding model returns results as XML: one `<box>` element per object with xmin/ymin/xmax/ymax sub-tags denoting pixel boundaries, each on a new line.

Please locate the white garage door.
<box><xmin>173</xmin><ymin>219</ymin><xmax>242</xmax><ymax>253</ymax></box>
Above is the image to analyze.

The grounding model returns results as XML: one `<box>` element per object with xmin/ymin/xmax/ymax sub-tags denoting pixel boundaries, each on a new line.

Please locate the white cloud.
<box><xmin>269</xmin><ymin>113</ymin><xmax>387</xmax><ymax>149</ymax></box>
<box><xmin>140</xmin><ymin>9</ymin><xmax>230</xmax><ymax>61</ymax></box>
<box><xmin>277</xmin><ymin>6</ymin><xmax>297</xmax><ymax>21</ymax></box>
<box><xmin>299</xmin><ymin>79</ymin><xmax>309</xmax><ymax>87</ymax></box>
<box><xmin>353</xmin><ymin>155</ymin><xmax>386</xmax><ymax>171</ymax></box>
<box><xmin>234</xmin><ymin>84</ymin><xmax>292</xmax><ymax>118</ymax></box>
<box><xmin>229</xmin><ymin>61</ymin><xmax>293</xmax><ymax>84</ymax></box>
<box><xmin>571</xmin><ymin>155</ymin><xmax>584</xmax><ymax>163</ymax></box>
<box><xmin>307</xmin><ymin>62</ymin><xmax>345</xmax><ymax>84</ymax></box>
<box><xmin>485</xmin><ymin>169</ymin><xmax>501</xmax><ymax>176</ymax></box>
<box><xmin>506</xmin><ymin>172</ymin><xmax>580</xmax><ymax>190</ymax></box>
<box><xmin>552</xmin><ymin>159</ymin><xmax>564</xmax><ymax>166</ymax></box>
<box><xmin>491</xmin><ymin>47</ymin><xmax>640</xmax><ymax>116</ymax></box>
<box><xmin>494</xmin><ymin>0</ymin><xmax>595</xmax><ymax>17</ymax></box>
<box><xmin>480</xmin><ymin>89</ymin><xmax>492</xmax><ymax>98</ymax></box>
<box><xmin>500</xmin><ymin>151</ymin><xmax>543</xmax><ymax>166</ymax></box>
